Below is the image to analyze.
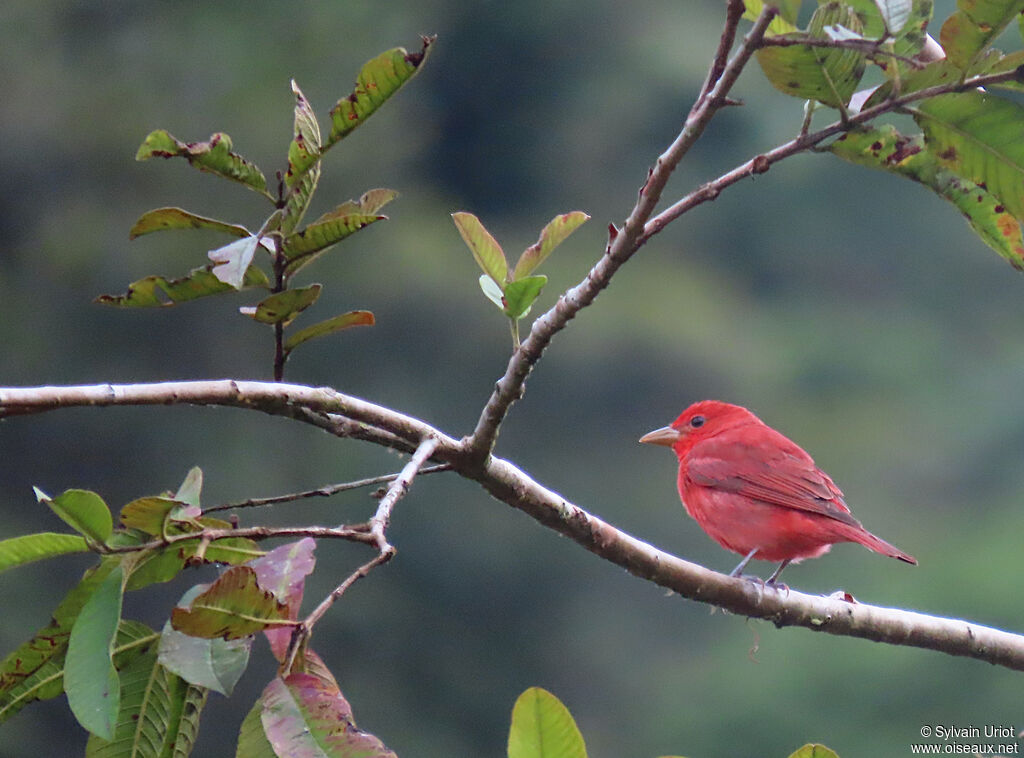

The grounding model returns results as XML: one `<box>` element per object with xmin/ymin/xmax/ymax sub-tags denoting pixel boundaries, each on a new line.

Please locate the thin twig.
<box><xmin>282</xmin><ymin>437</ymin><xmax>440</xmax><ymax>673</ymax></box>
<box><xmin>98</xmin><ymin>523</ymin><xmax>377</xmax><ymax>555</ymax></box>
<box><xmin>462</xmin><ymin>3</ymin><xmax>779</xmax><ymax>462</ymax></box>
<box><xmin>204</xmin><ymin>464</ymin><xmax>451</xmax><ymax>513</ymax></box>
<box><xmin>641</xmin><ymin>66</ymin><xmax>1024</xmax><ymax>240</ymax></box>
<box><xmin>760</xmin><ymin>35</ymin><xmax>926</xmax><ymax>69</ymax></box>
<box><xmin>696</xmin><ymin>0</ymin><xmax>747</xmax><ymax>107</ymax></box>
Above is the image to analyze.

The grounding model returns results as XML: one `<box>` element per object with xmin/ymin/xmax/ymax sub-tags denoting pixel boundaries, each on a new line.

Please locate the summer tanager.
<box><xmin>640</xmin><ymin>400</ymin><xmax>916</xmax><ymax>584</ymax></box>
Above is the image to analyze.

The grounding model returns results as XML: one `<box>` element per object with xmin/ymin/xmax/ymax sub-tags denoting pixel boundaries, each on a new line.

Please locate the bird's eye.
<box><xmin>690</xmin><ymin>415</ymin><xmax>705</xmax><ymax>428</ymax></box>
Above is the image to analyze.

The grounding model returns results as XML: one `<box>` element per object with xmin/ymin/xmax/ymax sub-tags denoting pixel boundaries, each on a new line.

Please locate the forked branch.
<box><xmin>3</xmin><ymin>379</ymin><xmax>1024</xmax><ymax>673</ymax></box>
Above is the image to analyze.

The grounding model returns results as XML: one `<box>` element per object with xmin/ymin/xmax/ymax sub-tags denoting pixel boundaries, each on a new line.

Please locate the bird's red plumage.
<box><xmin>642</xmin><ymin>400</ymin><xmax>915</xmax><ymax>575</ymax></box>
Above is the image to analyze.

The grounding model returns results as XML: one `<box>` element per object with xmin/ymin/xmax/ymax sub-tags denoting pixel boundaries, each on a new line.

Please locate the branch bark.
<box><xmin>4</xmin><ymin>379</ymin><xmax>1024</xmax><ymax>673</ymax></box>
<box><xmin>462</xmin><ymin>4</ymin><xmax>779</xmax><ymax>460</ymax></box>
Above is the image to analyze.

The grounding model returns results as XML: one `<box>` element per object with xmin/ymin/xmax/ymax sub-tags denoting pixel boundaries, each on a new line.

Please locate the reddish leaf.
<box><xmin>261</xmin><ymin>673</ymin><xmax>397</xmax><ymax>758</ymax></box>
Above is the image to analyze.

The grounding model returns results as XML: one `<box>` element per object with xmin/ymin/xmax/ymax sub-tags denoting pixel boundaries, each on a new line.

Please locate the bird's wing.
<box><xmin>684</xmin><ymin>429</ymin><xmax>862</xmax><ymax>528</ymax></box>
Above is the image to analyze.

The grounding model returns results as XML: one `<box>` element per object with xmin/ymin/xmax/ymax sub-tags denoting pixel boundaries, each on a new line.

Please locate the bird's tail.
<box><xmin>849</xmin><ymin>528</ymin><xmax>917</xmax><ymax>565</ymax></box>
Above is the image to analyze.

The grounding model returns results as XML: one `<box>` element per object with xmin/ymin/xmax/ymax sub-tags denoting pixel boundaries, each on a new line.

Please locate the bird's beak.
<box><xmin>639</xmin><ymin>425</ymin><xmax>681</xmax><ymax>447</ymax></box>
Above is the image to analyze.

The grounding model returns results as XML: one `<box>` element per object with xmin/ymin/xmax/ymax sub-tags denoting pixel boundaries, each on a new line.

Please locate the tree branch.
<box><xmin>643</xmin><ymin>67</ymin><xmax>1024</xmax><ymax>239</ymax></box>
<box><xmin>4</xmin><ymin>379</ymin><xmax>1024</xmax><ymax>672</ymax></box>
<box><xmin>759</xmin><ymin>36</ymin><xmax>926</xmax><ymax>69</ymax></box>
<box><xmin>283</xmin><ymin>436</ymin><xmax>439</xmax><ymax>673</ymax></box>
<box><xmin>204</xmin><ymin>464</ymin><xmax>451</xmax><ymax>513</ymax></box>
<box><xmin>462</xmin><ymin>3</ymin><xmax>779</xmax><ymax>460</ymax></box>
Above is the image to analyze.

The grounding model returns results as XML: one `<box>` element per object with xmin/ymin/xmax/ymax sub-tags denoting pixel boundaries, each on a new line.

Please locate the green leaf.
<box><xmin>507</xmin><ymin>687</ymin><xmax>587</xmax><ymax>758</ymax></box>
<box><xmin>755</xmin><ymin>2</ymin><xmax>867</xmax><ymax>107</ymax></box>
<box><xmin>35</xmin><ymin>487</ymin><xmax>113</xmax><ymax>544</ymax></box>
<box><xmin>129</xmin><ymin>207</ymin><xmax>250</xmax><ymax>240</ymax></box>
<box><xmin>66</xmin><ymin>562</ymin><xmax>124</xmax><ymax>740</ymax></box>
<box><xmin>862</xmin><ymin>58</ymin><xmax>962</xmax><ymax>109</ymax></box>
<box><xmin>283</xmin><ymin>212</ymin><xmax>386</xmax><ymax>267</ymax></box>
<box><xmin>171</xmin><ymin>566</ymin><xmax>291</xmax><ymax>640</ymax></box>
<box><xmin>261</xmin><ymin>673</ymin><xmax>398</xmax><ymax>758</ymax></box>
<box><xmin>326</xmin><ymin>37</ymin><xmax>434</xmax><ymax>147</ymax></box>
<box><xmin>96</xmin><ymin>263</ymin><xmax>270</xmax><ymax>307</ymax></box>
<box><xmin>159</xmin><ymin>587</ymin><xmax>251</xmax><ymax>696</ymax></box>
<box><xmin>788</xmin><ymin>745</ymin><xmax>841</xmax><ymax>758</ymax></box>
<box><xmin>0</xmin><ymin>532</ymin><xmax>88</xmax><ymax>574</ymax></box>
<box><xmin>237</xmin><ymin>698</ymin><xmax>278</xmax><ymax>758</ymax></box>
<box><xmin>743</xmin><ymin>0</ymin><xmax>802</xmax><ymax>31</ymax></box>
<box><xmin>940</xmin><ymin>0</ymin><xmax>1024</xmax><ymax>70</ymax></box>
<box><xmin>844</xmin><ymin>0</ymin><xmax>933</xmax><ymax>63</ymax></box>
<box><xmin>175</xmin><ymin>466</ymin><xmax>204</xmax><ymax>508</ymax></box>
<box><xmin>912</xmin><ymin>91</ymin><xmax>1024</xmax><ymax>221</ymax></box>
<box><xmin>0</xmin><ymin>558</ymin><xmax>119</xmax><ymax>702</ymax></box>
<box><xmin>85</xmin><ymin>650</ymin><xmax>208</xmax><ymax>758</ymax></box>
<box><xmin>503</xmin><ymin>275</ymin><xmax>548</xmax><ymax>320</ymax></box>
<box><xmin>479</xmin><ymin>274</ymin><xmax>505</xmax><ymax>309</ymax></box>
<box><xmin>136</xmin><ymin>129</ymin><xmax>272</xmax><ymax>199</ymax></box>
<box><xmin>242</xmin><ymin>285</ymin><xmax>322</xmax><ymax>326</ymax></box>
<box><xmin>123</xmin><ymin>548</ymin><xmax>188</xmax><ymax>591</ymax></box>
<box><xmin>120</xmin><ymin>496</ymin><xmax>194</xmax><ymax>535</ymax></box>
<box><xmin>453</xmin><ymin>211</ymin><xmax>509</xmax><ymax>284</ymax></box>
<box><xmin>283</xmin><ymin>310</ymin><xmax>375</xmax><ymax>355</ymax></box>
<box><xmin>282</xmin><ymin>189</ymin><xmax>397</xmax><ymax>275</ymax></box>
<box><xmin>513</xmin><ymin>212</ymin><xmax>590</xmax><ymax>279</ymax></box>
<box><xmin>192</xmin><ymin>517</ymin><xmax>263</xmax><ymax>565</ymax></box>
<box><xmin>0</xmin><ymin>620</ymin><xmax>155</xmax><ymax>725</ymax></box>
<box><xmin>831</xmin><ymin>124</ymin><xmax>1024</xmax><ymax>268</ymax></box>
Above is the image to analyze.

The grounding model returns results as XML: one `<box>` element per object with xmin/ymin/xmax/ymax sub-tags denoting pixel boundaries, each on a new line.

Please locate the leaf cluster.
<box><xmin>99</xmin><ymin>39</ymin><xmax>434</xmax><ymax>379</ymax></box>
<box><xmin>753</xmin><ymin>0</ymin><xmax>1024</xmax><ymax>269</ymax></box>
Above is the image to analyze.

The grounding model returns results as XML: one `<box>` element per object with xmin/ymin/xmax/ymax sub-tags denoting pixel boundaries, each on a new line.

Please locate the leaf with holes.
<box><xmin>136</xmin><ymin>130</ymin><xmax>271</xmax><ymax>199</ymax></box>
<box><xmin>283</xmin><ymin>310</ymin><xmax>375</xmax><ymax>355</ymax></box>
<box><xmin>129</xmin><ymin>207</ymin><xmax>250</xmax><ymax>240</ymax></box>
<box><xmin>96</xmin><ymin>264</ymin><xmax>270</xmax><ymax>307</ymax></box>
<box><xmin>326</xmin><ymin>38</ymin><xmax>434</xmax><ymax>147</ymax></box>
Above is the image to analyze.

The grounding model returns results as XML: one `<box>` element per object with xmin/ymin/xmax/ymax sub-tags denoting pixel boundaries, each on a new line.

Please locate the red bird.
<box><xmin>640</xmin><ymin>400</ymin><xmax>916</xmax><ymax>584</ymax></box>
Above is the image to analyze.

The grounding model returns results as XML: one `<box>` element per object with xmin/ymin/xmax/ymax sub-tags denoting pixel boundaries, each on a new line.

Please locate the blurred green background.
<box><xmin>2</xmin><ymin>0</ymin><xmax>1024</xmax><ymax>756</ymax></box>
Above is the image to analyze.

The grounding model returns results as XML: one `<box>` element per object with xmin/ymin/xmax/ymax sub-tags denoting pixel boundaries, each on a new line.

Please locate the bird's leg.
<box><xmin>766</xmin><ymin>559</ymin><xmax>791</xmax><ymax>587</ymax></box>
<box><xmin>729</xmin><ymin>548</ymin><xmax>759</xmax><ymax>577</ymax></box>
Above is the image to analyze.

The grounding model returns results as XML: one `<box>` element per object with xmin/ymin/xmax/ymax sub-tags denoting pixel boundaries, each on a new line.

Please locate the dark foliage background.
<box><xmin>2</xmin><ymin>1</ymin><xmax>1023</xmax><ymax>756</ymax></box>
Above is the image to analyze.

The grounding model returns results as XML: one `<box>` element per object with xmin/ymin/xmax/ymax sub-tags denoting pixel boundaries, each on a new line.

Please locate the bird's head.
<box><xmin>639</xmin><ymin>400</ymin><xmax>761</xmax><ymax>455</ymax></box>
